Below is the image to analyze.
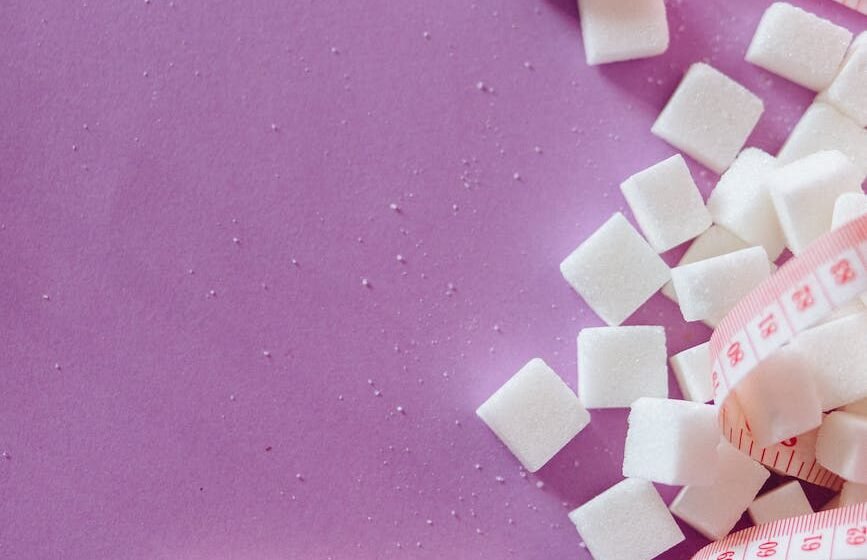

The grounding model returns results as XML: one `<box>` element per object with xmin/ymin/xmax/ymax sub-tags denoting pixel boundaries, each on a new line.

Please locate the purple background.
<box><xmin>0</xmin><ymin>1</ymin><xmax>862</xmax><ymax>558</ymax></box>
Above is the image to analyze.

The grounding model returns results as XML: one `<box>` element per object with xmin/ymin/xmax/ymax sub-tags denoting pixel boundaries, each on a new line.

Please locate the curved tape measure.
<box><xmin>692</xmin><ymin>503</ymin><xmax>867</xmax><ymax>560</ymax></box>
<box><xmin>833</xmin><ymin>0</ymin><xmax>867</xmax><ymax>15</ymax></box>
<box><xmin>709</xmin><ymin>215</ymin><xmax>867</xmax><ymax>491</ymax></box>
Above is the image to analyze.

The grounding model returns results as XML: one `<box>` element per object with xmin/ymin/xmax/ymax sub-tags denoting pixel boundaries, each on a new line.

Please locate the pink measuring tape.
<box><xmin>709</xmin><ymin>214</ymin><xmax>867</xmax><ymax>491</ymax></box>
<box><xmin>692</xmin><ymin>503</ymin><xmax>867</xmax><ymax>559</ymax></box>
<box><xmin>696</xmin><ymin>215</ymin><xmax>867</xmax><ymax>558</ymax></box>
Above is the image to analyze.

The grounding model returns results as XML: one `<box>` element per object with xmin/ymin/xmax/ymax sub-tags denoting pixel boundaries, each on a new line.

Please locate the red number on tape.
<box><xmin>792</xmin><ymin>285</ymin><xmax>814</xmax><ymax>311</ymax></box>
<box><xmin>717</xmin><ymin>552</ymin><xmax>735</xmax><ymax>560</ymax></box>
<box><xmin>756</xmin><ymin>541</ymin><xmax>777</xmax><ymax>558</ymax></box>
<box><xmin>758</xmin><ymin>314</ymin><xmax>777</xmax><ymax>338</ymax></box>
<box><xmin>727</xmin><ymin>342</ymin><xmax>744</xmax><ymax>367</ymax></box>
<box><xmin>801</xmin><ymin>534</ymin><xmax>822</xmax><ymax>551</ymax></box>
<box><xmin>780</xmin><ymin>437</ymin><xmax>798</xmax><ymax>447</ymax></box>
<box><xmin>847</xmin><ymin>526</ymin><xmax>867</xmax><ymax>546</ymax></box>
<box><xmin>831</xmin><ymin>259</ymin><xmax>856</xmax><ymax>285</ymax></box>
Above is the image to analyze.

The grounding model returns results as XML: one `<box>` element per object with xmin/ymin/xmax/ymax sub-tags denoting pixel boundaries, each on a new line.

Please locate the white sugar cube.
<box><xmin>578</xmin><ymin>326</ymin><xmax>668</xmax><ymax>409</ymax></box>
<box><xmin>652</xmin><ymin>63</ymin><xmax>764</xmax><ymax>173</ymax></box>
<box><xmin>786</xmin><ymin>312</ymin><xmax>867</xmax><ymax>411</ymax></box>
<box><xmin>569</xmin><ymin>478</ymin><xmax>684</xmax><ymax>560</ymax></box>
<box><xmin>660</xmin><ymin>225</ymin><xmax>750</xmax><ymax>306</ymax></box>
<box><xmin>825</xmin><ymin>44</ymin><xmax>867</xmax><ymax>127</ymax></box>
<box><xmin>707</xmin><ymin>148</ymin><xmax>786</xmax><ymax>260</ymax></box>
<box><xmin>560</xmin><ymin>213</ymin><xmax>670</xmax><ymax>326</ymax></box>
<box><xmin>832</xmin><ymin>193</ymin><xmax>867</xmax><ymax>230</ymax></box>
<box><xmin>670</xmin><ymin>441</ymin><xmax>770</xmax><ymax>540</ymax></box>
<box><xmin>670</xmin><ymin>342</ymin><xmax>713</xmax><ymax>403</ymax></box>
<box><xmin>476</xmin><ymin>359</ymin><xmax>591</xmax><ymax>472</ymax></box>
<box><xmin>577</xmin><ymin>0</ymin><xmax>669</xmax><ymax>65</ymax></box>
<box><xmin>748</xmin><ymin>481</ymin><xmax>813</xmax><ymax>525</ymax></box>
<box><xmin>735</xmin><ymin>347</ymin><xmax>823</xmax><ymax>447</ymax></box>
<box><xmin>623</xmin><ymin>397</ymin><xmax>719</xmax><ymax>486</ymax></box>
<box><xmin>671</xmin><ymin>247</ymin><xmax>770</xmax><ymax>324</ymax></box>
<box><xmin>768</xmin><ymin>150</ymin><xmax>864</xmax><ymax>254</ymax></box>
<box><xmin>816</xmin><ymin>411</ymin><xmax>867</xmax><ymax>484</ymax></box>
<box><xmin>778</xmin><ymin>103</ymin><xmax>867</xmax><ymax>175</ymax></box>
<box><xmin>620</xmin><ymin>154</ymin><xmax>712</xmax><ymax>252</ymax></box>
<box><xmin>745</xmin><ymin>2</ymin><xmax>852</xmax><ymax>91</ymax></box>
<box><xmin>844</xmin><ymin>397</ymin><xmax>867</xmax><ymax>417</ymax></box>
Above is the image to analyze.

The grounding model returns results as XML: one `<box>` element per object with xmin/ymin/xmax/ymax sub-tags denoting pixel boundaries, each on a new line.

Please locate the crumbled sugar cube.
<box><xmin>577</xmin><ymin>326</ymin><xmax>667</xmax><ymax>409</ymax></box>
<box><xmin>785</xmin><ymin>312</ymin><xmax>867</xmax><ymax>411</ymax></box>
<box><xmin>777</xmin><ymin>103</ymin><xmax>867</xmax><ymax>175</ymax></box>
<box><xmin>560</xmin><ymin>213</ymin><xmax>670</xmax><ymax>326</ymax></box>
<box><xmin>670</xmin><ymin>441</ymin><xmax>770</xmax><ymax>540</ymax></box>
<box><xmin>706</xmin><ymin>148</ymin><xmax>786</xmax><ymax>260</ymax></box>
<box><xmin>623</xmin><ymin>397</ymin><xmax>719</xmax><ymax>486</ymax></box>
<box><xmin>825</xmin><ymin>45</ymin><xmax>867</xmax><ymax>127</ymax></box>
<box><xmin>844</xmin><ymin>397</ymin><xmax>867</xmax><ymax>417</ymax></box>
<box><xmin>660</xmin><ymin>225</ymin><xmax>750</xmax><ymax>306</ymax></box>
<box><xmin>816</xmin><ymin>411</ymin><xmax>867</xmax><ymax>484</ymax></box>
<box><xmin>576</xmin><ymin>0</ymin><xmax>669</xmax><ymax>65</ymax></box>
<box><xmin>735</xmin><ymin>347</ymin><xmax>823</xmax><ymax>447</ymax></box>
<box><xmin>745</xmin><ymin>2</ymin><xmax>852</xmax><ymax>91</ymax></box>
<box><xmin>669</xmin><ymin>342</ymin><xmax>713</xmax><ymax>403</ymax></box>
<box><xmin>840</xmin><ymin>481</ymin><xmax>867</xmax><ymax>507</ymax></box>
<box><xmin>476</xmin><ymin>358</ymin><xmax>591</xmax><ymax>472</ymax></box>
<box><xmin>568</xmin><ymin>478</ymin><xmax>684</xmax><ymax>560</ymax></box>
<box><xmin>748</xmin><ymin>481</ymin><xmax>813</xmax><ymax>525</ymax></box>
<box><xmin>671</xmin><ymin>247</ymin><xmax>770</xmax><ymax>324</ymax></box>
<box><xmin>619</xmin><ymin>154</ymin><xmax>712</xmax><ymax>252</ymax></box>
<box><xmin>832</xmin><ymin>193</ymin><xmax>867</xmax><ymax>230</ymax></box>
<box><xmin>768</xmin><ymin>150</ymin><xmax>864</xmax><ymax>254</ymax></box>
<box><xmin>651</xmin><ymin>63</ymin><xmax>764</xmax><ymax>173</ymax></box>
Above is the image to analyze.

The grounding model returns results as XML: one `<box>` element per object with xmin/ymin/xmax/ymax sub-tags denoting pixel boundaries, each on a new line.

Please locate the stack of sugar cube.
<box><xmin>476</xmin><ymin>2</ymin><xmax>867</xmax><ymax>559</ymax></box>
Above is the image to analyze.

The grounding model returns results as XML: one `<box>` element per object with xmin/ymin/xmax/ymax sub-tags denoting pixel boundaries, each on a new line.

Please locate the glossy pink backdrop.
<box><xmin>0</xmin><ymin>1</ymin><xmax>862</xmax><ymax>558</ymax></box>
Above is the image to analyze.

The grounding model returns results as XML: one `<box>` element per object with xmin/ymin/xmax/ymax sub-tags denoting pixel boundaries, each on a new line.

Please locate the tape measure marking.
<box><xmin>692</xmin><ymin>503</ymin><xmax>867</xmax><ymax>560</ymax></box>
<box><xmin>708</xmin><ymin>216</ymin><xmax>867</xmax><ymax>490</ymax></box>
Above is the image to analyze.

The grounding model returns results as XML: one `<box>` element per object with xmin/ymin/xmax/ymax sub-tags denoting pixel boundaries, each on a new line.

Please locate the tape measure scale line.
<box><xmin>691</xmin><ymin>503</ymin><xmax>867</xmax><ymax>560</ymax></box>
<box><xmin>707</xmin><ymin>215</ymin><xmax>867</xmax><ymax>490</ymax></box>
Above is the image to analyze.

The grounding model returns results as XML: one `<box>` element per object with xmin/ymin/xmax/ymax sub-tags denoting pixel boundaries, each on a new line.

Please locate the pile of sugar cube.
<box><xmin>476</xmin><ymin>2</ymin><xmax>867</xmax><ymax>559</ymax></box>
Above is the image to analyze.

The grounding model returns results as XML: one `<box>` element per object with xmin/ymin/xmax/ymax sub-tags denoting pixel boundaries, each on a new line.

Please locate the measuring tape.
<box><xmin>692</xmin><ymin>503</ymin><xmax>867</xmax><ymax>559</ymax></box>
<box><xmin>709</xmin><ymin>214</ymin><xmax>867</xmax><ymax>491</ymax></box>
<box><xmin>832</xmin><ymin>0</ymin><xmax>867</xmax><ymax>15</ymax></box>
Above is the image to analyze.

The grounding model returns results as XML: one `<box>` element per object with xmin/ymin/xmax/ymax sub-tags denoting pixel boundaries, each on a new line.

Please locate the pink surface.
<box><xmin>0</xmin><ymin>1</ymin><xmax>863</xmax><ymax>558</ymax></box>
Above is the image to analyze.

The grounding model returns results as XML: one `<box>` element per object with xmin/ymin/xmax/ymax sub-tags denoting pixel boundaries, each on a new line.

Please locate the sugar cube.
<box><xmin>560</xmin><ymin>213</ymin><xmax>670</xmax><ymax>326</ymax></box>
<box><xmin>844</xmin><ymin>397</ymin><xmax>867</xmax><ymax>417</ymax></box>
<box><xmin>623</xmin><ymin>397</ymin><xmax>719</xmax><ymax>486</ymax></box>
<box><xmin>660</xmin><ymin>225</ymin><xmax>750</xmax><ymax>306</ymax></box>
<box><xmin>476</xmin><ymin>359</ymin><xmax>591</xmax><ymax>472</ymax></box>
<box><xmin>816</xmin><ymin>411</ymin><xmax>867</xmax><ymax>484</ymax></box>
<box><xmin>670</xmin><ymin>441</ymin><xmax>770</xmax><ymax>540</ymax></box>
<box><xmin>786</xmin><ymin>311</ymin><xmax>867</xmax><ymax>411</ymax></box>
<box><xmin>777</xmin><ymin>103</ymin><xmax>867</xmax><ymax>175</ymax></box>
<box><xmin>671</xmin><ymin>247</ymin><xmax>770</xmax><ymax>324</ymax></box>
<box><xmin>670</xmin><ymin>342</ymin><xmax>713</xmax><ymax>403</ymax></box>
<box><xmin>840</xmin><ymin>481</ymin><xmax>867</xmax><ymax>507</ymax></box>
<box><xmin>768</xmin><ymin>150</ymin><xmax>864</xmax><ymax>254</ymax></box>
<box><xmin>620</xmin><ymin>154</ymin><xmax>712</xmax><ymax>253</ymax></box>
<box><xmin>735</xmin><ymin>347</ymin><xmax>823</xmax><ymax>447</ymax></box>
<box><xmin>577</xmin><ymin>0</ymin><xmax>669</xmax><ymax>65</ymax></box>
<box><xmin>577</xmin><ymin>326</ymin><xmax>668</xmax><ymax>409</ymax></box>
<box><xmin>825</xmin><ymin>43</ymin><xmax>867</xmax><ymax>127</ymax></box>
<box><xmin>652</xmin><ymin>63</ymin><xmax>764</xmax><ymax>173</ymax></box>
<box><xmin>706</xmin><ymin>148</ymin><xmax>786</xmax><ymax>260</ymax></box>
<box><xmin>748</xmin><ymin>481</ymin><xmax>813</xmax><ymax>525</ymax></box>
<box><xmin>832</xmin><ymin>193</ymin><xmax>867</xmax><ymax>230</ymax></box>
<box><xmin>745</xmin><ymin>2</ymin><xmax>852</xmax><ymax>91</ymax></box>
<box><xmin>569</xmin><ymin>478</ymin><xmax>684</xmax><ymax>560</ymax></box>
